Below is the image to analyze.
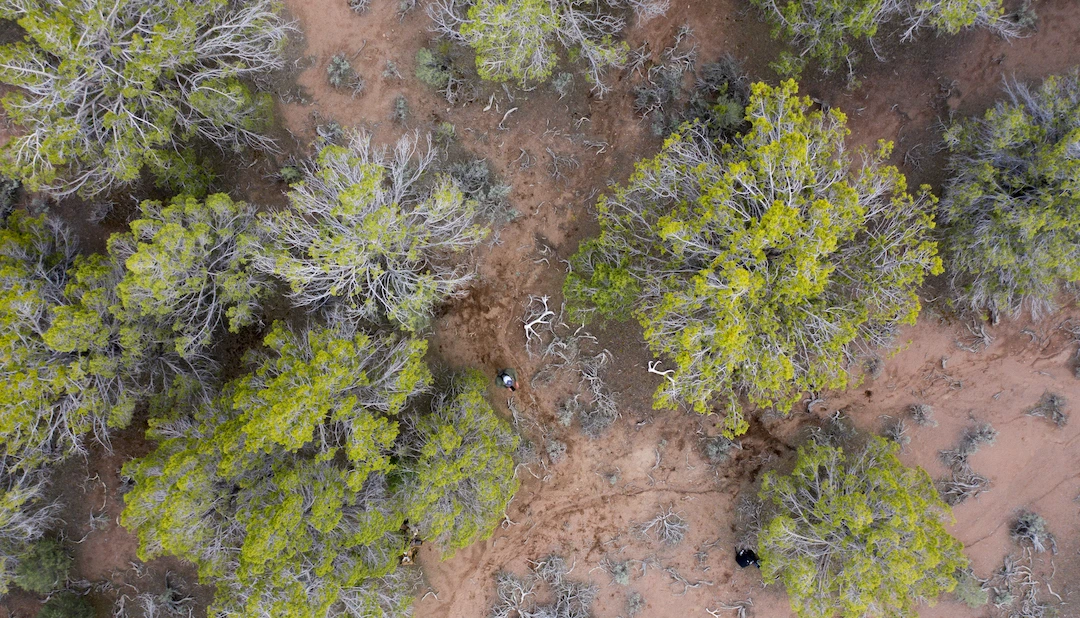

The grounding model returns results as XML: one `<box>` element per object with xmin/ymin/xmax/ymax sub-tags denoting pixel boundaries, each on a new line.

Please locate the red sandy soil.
<box><xmin>3</xmin><ymin>1</ymin><xmax>1080</xmax><ymax>617</ymax></box>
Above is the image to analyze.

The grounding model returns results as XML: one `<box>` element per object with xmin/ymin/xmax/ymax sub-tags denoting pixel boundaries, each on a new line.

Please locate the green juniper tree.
<box><xmin>565</xmin><ymin>80</ymin><xmax>941</xmax><ymax>436</ymax></box>
<box><xmin>759</xmin><ymin>436</ymin><xmax>967</xmax><ymax>618</ymax></box>
<box><xmin>0</xmin><ymin>461</ymin><xmax>57</xmax><ymax>594</ymax></box>
<box><xmin>940</xmin><ymin>71</ymin><xmax>1080</xmax><ymax>320</ymax></box>
<box><xmin>257</xmin><ymin>131</ymin><xmax>491</xmax><ymax>332</ymax></box>
<box><xmin>0</xmin><ymin>0</ymin><xmax>289</xmax><ymax>198</ymax></box>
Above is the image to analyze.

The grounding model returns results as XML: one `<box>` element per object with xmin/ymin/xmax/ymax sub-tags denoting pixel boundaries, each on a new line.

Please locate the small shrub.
<box><xmin>416</xmin><ymin>48</ymin><xmax>452</xmax><ymax>89</ymax></box>
<box><xmin>953</xmin><ymin>569</ymin><xmax>989</xmax><ymax>608</ymax></box>
<box><xmin>348</xmin><ymin>0</ymin><xmax>370</xmax><ymax>12</ymax></box>
<box><xmin>38</xmin><ymin>592</ymin><xmax>95</xmax><ymax>618</ymax></box>
<box><xmin>627</xmin><ymin>591</ymin><xmax>645</xmax><ymax>616</ymax></box>
<box><xmin>0</xmin><ymin>176</ymin><xmax>18</xmax><ymax>220</ymax></box>
<box><xmin>1026</xmin><ymin>391</ymin><xmax>1068</xmax><ymax>427</ymax></box>
<box><xmin>278</xmin><ymin>165</ymin><xmax>303</xmax><ymax>185</ymax></box>
<box><xmin>702</xmin><ymin>435</ymin><xmax>736</xmax><ymax>464</ymax></box>
<box><xmin>13</xmin><ymin>537</ymin><xmax>71</xmax><ymax>594</ymax></box>
<box><xmin>881</xmin><ymin>418</ymin><xmax>910</xmax><ymax>449</ymax></box>
<box><xmin>553</xmin><ymin>72</ymin><xmax>573</xmax><ymax>99</ymax></box>
<box><xmin>392</xmin><ymin>95</ymin><xmax>409</xmax><ymax>124</ymax></box>
<box><xmin>600</xmin><ymin>558</ymin><xmax>631</xmax><ymax>585</ymax></box>
<box><xmin>434</xmin><ymin>122</ymin><xmax>457</xmax><ymax>146</ymax></box>
<box><xmin>909</xmin><ymin>403</ymin><xmax>936</xmax><ymax>426</ymax></box>
<box><xmin>1010</xmin><ymin>511</ymin><xmax>1055</xmax><ymax>553</ymax></box>
<box><xmin>327</xmin><ymin>53</ymin><xmax>364</xmax><ymax>94</ymax></box>
<box><xmin>546</xmin><ymin>439</ymin><xmax>567</xmax><ymax>464</ymax></box>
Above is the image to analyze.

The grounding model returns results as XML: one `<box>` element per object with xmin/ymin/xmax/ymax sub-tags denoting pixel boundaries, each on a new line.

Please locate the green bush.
<box><xmin>0</xmin><ymin>0</ymin><xmax>288</xmax><ymax>198</ymax></box>
<box><xmin>751</xmin><ymin>0</ymin><xmax>1026</xmax><ymax>79</ymax></box>
<box><xmin>952</xmin><ymin>569</ymin><xmax>989</xmax><ymax>608</ymax></box>
<box><xmin>415</xmin><ymin>47</ymin><xmax>453</xmax><ymax>89</ymax></box>
<box><xmin>13</xmin><ymin>537</ymin><xmax>71</xmax><ymax>594</ymax></box>
<box><xmin>121</xmin><ymin>320</ymin><xmax>519</xmax><ymax>617</ymax></box>
<box><xmin>759</xmin><ymin>436</ymin><xmax>967</xmax><ymax>618</ymax></box>
<box><xmin>565</xmin><ymin>80</ymin><xmax>942</xmax><ymax>435</ymax></box>
<box><xmin>940</xmin><ymin>72</ymin><xmax>1080</xmax><ymax>319</ymax></box>
<box><xmin>431</xmin><ymin>0</ymin><xmax>630</xmax><ymax>94</ymax></box>
<box><xmin>37</xmin><ymin>592</ymin><xmax>94</xmax><ymax>618</ymax></box>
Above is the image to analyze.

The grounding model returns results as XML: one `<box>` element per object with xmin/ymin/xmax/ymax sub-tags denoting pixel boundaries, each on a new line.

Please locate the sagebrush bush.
<box><xmin>940</xmin><ymin>72</ymin><xmax>1080</xmax><ymax>319</ymax></box>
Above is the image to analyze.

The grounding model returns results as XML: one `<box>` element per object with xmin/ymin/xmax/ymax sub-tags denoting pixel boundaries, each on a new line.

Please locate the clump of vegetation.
<box><xmin>702</xmin><ymin>434</ymin><xmax>737</xmax><ymax>465</ymax></box>
<box><xmin>0</xmin><ymin>0</ymin><xmax>289</xmax><ymax>198</ymax></box>
<box><xmin>1009</xmin><ymin>510</ymin><xmax>1055</xmax><ymax>553</ymax></box>
<box><xmin>416</xmin><ymin>47</ymin><xmax>454</xmax><ymax>89</ymax></box>
<box><xmin>641</xmin><ymin>506</ymin><xmax>688</xmax><ymax>546</ymax></box>
<box><xmin>909</xmin><ymin>403</ymin><xmax>937</xmax><ymax>426</ymax></box>
<box><xmin>759</xmin><ymin>436</ymin><xmax>968</xmax><ymax>618</ymax></box>
<box><xmin>489</xmin><ymin>554</ymin><xmax>598</xmax><ymax>618</ymax></box>
<box><xmin>122</xmin><ymin>319</ymin><xmax>519</xmax><ymax>616</ymax></box>
<box><xmin>392</xmin><ymin>94</ymin><xmax>410</xmax><ymax>124</ymax></box>
<box><xmin>256</xmin><ymin>131</ymin><xmax>491</xmax><ymax>331</ymax></box>
<box><xmin>38</xmin><ymin>592</ymin><xmax>95</xmax><ymax>618</ymax></box>
<box><xmin>566</xmin><ymin>80</ymin><xmax>942</xmax><ymax>436</ymax></box>
<box><xmin>626</xmin><ymin>591</ymin><xmax>645</xmax><ymax>616</ymax></box>
<box><xmin>600</xmin><ymin>557</ymin><xmax>631</xmax><ymax>585</ymax></box>
<box><xmin>751</xmin><ymin>0</ymin><xmax>1028</xmax><ymax>82</ymax></box>
<box><xmin>552</xmin><ymin>71</ymin><xmax>574</xmax><ymax>98</ymax></box>
<box><xmin>430</xmin><ymin>0</ymin><xmax>652</xmax><ymax>95</ymax></box>
<box><xmin>12</xmin><ymin>537</ymin><xmax>71</xmax><ymax>594</ymax></box>
<box><xmin>348</xmin><ymin>0</ymin><xmax>371</xmax><ymax>12</ymax></box>
<box><xmin>278</xmin><ymin>165</ymin><xmax>304</xmax><ymax>184</ymax></box>
<box><xmin>327</xmin><ymin>53</ymin><xmax>365</xmax><ymax>95</ymax></box>
<box><xmin>546</xmin><ymin>438</ymin><xmax>568</xmax><ymax>464</ymax></box>
<box><xmin>952</xmin><ymin>569</ymin><xmax>989</xmax><ymax>608</ymax></box>
<box><xmin>880</xmin><ymin>417</ymin><xmax>910</xmax><ymax>449</ymax></box>
<box><xmin>1026</xmin><ymin>391</ymin><xmax>1068</xmax><ymax>427</ymax></box>
<box><xmin>938</xmin><ymin>422</ymin><xmax>996</xmax><ymax>505</ymax></box>
<box><xmin>940</xmin><ymin>72</ymin><xmax>1080</xmax><ymax>320</ymax></box>
<box><xmin>0</xmin><ymin>466</ymin><xmax>57</xmax><ymax>594</ymax></box>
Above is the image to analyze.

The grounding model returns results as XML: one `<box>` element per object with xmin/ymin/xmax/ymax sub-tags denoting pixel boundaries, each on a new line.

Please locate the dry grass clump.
<box><xmin>908</xmin><ymin>403</ymin><xmax>937</xmax><ymax>426</ymax></box>
<box><xmin>938</xmin><ymin>422</ymin><xmax>997</xmax><ymax>505</ymax></box>
<box><xmin>1026</xmin><ymin>391</ymin><xmax>1068</xmax><ymax>427</ymax></box>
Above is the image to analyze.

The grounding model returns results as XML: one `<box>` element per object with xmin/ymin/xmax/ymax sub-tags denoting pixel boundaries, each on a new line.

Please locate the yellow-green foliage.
<box><xmin>751</xmin><ymin>0</ymin><xmax>1017</xmax><ymax>78</ymax></box>
<box><xmin>258</xmin><ymin>132</ymin><xmax>490</xmax><ymax>332</ymax></box>
<box><xmin>110</xmin><ymin>194</ymin><xmax>267</xmax><ymax>358</ymax></box>
<box><xmin>451</xmin><ymin>0</ymin><xmax>627</xmax><ymax>91</ymax></box>
<box><xmin>401</xmin><ymin>370</ymin><xmax>519</xmax><ymax>554</ymax></box>
<box><xmin>759</xmin><ymin>437</ymin><xmax>967</xmax><ymax>618</ymax></box>
<box><xmin>940</xmin><ymin>71</ymin><xmax>1080</xmax><ymax>319</ymax></box>
<box><xmin>565</xmin><ymin>81</ymin><xmax>941</xmax><ymax>436</ymax></box>
<box><xmin>462</xmin><ymin>0</ymin><xmax>559</xmax><ymax>85</ymax></box>
<box><xmin>121</xmin><ymin>323</ymin><xmax>519</xmax><ymax>617</ymax></box>
<box><xmin>0</xmin><ymin>0</ymin><xmax>286</xmax><ymax>198</ymax></box>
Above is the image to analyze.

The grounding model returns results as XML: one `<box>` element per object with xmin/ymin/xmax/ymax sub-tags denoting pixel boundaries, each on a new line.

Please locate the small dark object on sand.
<box><xmin>735</xmin><ymin>548</ymin><xmax>760</xmax><ymax>568</ymax></box>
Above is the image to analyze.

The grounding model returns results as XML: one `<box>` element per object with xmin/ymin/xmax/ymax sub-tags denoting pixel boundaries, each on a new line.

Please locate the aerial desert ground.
<box><xmin>1</xmin><ymin>0</ymin><xmax>1079</xmax><ymax>617</ymax></box>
